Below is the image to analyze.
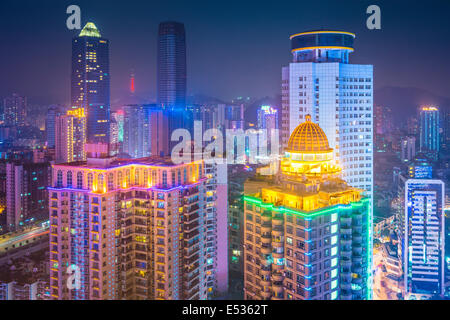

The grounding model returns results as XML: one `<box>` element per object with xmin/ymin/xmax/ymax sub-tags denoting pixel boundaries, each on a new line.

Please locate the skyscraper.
<box><xmin>3</xmin><ymin>94</ymin><xmax>27</xmax><ymax>126</ymax></box>
<box><xmin>49</xmin><ymin>154</ymin><xmax>226</xmax><ymax>299</ymax></box>
<box><xmin>419</xmin><ymin>106</ymin><xmax>440</xmax><ymax>156</ymax></box>
<box><xmin>244</xmin><ymin>116</ymin><xmax>371</xmax><ymax>300</ymax></box>
<box><xmin>55</xmin><ymin>107</ymin><xmax>87</xmax><ymax>163</ymax></box>
<box><xmin>403</xmin><ymin>179</ymin><xmax>445</xmax><ymax>299</ymax></box>
<box><xmin>156</xmin><ymin>22</ymin><xmax>188</xmax><ymax>156</ymax></box>
<box><xmin>401</xmin><ymin>136</ymin><xmax>416</xmax><ymax>163</ymax></box>
<box><xmin>71</xmin><ymin>22</ymin><xmax>110</xmax><ymax>144</ymax></box>
<box><xmin>157</xmin><ymin>21</ymin><xmax>186</xmax><ymax>107</ymax></box>
<box><xmin>46</xmin><ymin>105</ymin><xmax>62</xmax><ymax>149</ymax></box>
<box><xmin>122</xmin><ymin>105</ymin><xmax>151</xmax><ymax>158</ymax></box>
<box><xmin>281</xmin><ymin>30</ymin><xmax>373</xmax><ymax>199</ymax></box>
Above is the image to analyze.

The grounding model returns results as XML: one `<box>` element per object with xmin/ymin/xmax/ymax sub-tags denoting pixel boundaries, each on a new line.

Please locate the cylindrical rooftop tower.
<box><xmin>290</xmin><ymin>30</ymin><xmax>355</xmax><ymax>63</ymax></box>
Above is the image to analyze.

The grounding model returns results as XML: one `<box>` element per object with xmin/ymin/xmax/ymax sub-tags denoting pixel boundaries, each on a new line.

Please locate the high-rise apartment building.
<box><xmin>403</xmin><ymin>179</ymin><xmax>445</xmax><ymax>299</ymax></box>
<box><xmin>49</xmin><ymin>154</ymin><xmax>227</xmax><ymax>300</ymax></box>
<box><xmin>55</xmin><ymin>108</ymin><xmax>87</xmax><ymax>164</ymax></box>
<box><xmin>71</xmin><ymin>22</ymin><xmax>110</xmax><ymax>144</ymax></box>
<box><xmin>419</xmin><ymin>106</ymin><xmax>440</xmax><ymax>156</ymax></box>
<box><xmin>244</xmin><ymin>116</ymin><xmax>371</xmax><ymax>300</ymax></box>
<box><xmin>281</xmin><ymin>30</ymin><xmax>373</xmax><ymax>199</ymax></box>
<box><xmin>6</xmin><ymin>161</ymin><xmax>50</xmax><ymax>231</ymax></box>
<box><xmin>3</xmin><ymin>94</ymin><xmax>27</xmax><ymax>126</ymax></box>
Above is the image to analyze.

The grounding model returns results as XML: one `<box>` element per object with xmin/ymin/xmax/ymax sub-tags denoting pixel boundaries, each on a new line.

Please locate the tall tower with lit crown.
<box><xmin>244</xmin><ymin>115</ymin><xmax>372</xmax><ymax>300</ymax></box>
<box><xmin>71</xmin><ymin>22</ymin><xmax>110</xmax><ymax>144</ymax></box>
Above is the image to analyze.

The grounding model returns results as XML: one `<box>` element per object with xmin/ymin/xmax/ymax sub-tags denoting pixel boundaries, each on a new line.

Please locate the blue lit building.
<box><xmin>403</xmin><ymin>179</ymin><xmax>445</xmax><ymax>299</ymax></box>
<box><xmin>157</xmin><ymin>22</ymin><xmax>188</xmax><ymax>155</ymax></box>
<box><xmin>157</xmin><ymin>21</ymin><xmax>186</xmax><ymax>107</ymax></box>
<box><xmin>71</xmin><ymin>22</ymin><xmax>110</xmax><ymax>144</ymax></box>
<box><xmin>419</xmin><ymin>106</ymin><xmax>440</xmax><ymax>158</ymax></box>
<box><xmin>45</xmin><ymin>105</ymin><xmax>62</xmax><ymax>148</ymax></box>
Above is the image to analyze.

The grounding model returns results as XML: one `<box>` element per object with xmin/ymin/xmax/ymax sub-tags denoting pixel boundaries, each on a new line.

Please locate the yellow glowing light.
<box><xmin>66</xmin><ymin>107</ymin><xmax>86</xmax><ymax>118</ymax></box>
<box><xmin>290</xmin><ymin>30</ymin><xmax>356</xmax><ymax>39</ymax></box>
<box><xmin>421</xmin><ymin>106</ymin><xmax>438</xmax><ymax>111</ymax></box>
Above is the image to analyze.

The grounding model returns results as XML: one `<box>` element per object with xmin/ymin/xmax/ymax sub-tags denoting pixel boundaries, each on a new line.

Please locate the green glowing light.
<box><xmin>79</xmin><ymin>22</ymin><xmax>101</xmax><ymax>38</ymax></box>
<box><xmin>243</xmin><ymin>195</ymin><xmax>369</xmax><ymax>218</ymax></box>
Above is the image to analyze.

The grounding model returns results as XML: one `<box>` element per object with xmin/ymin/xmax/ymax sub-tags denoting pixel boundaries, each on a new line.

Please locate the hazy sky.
<box><xmin>1</xmin><ymin>0</ymin><xmax>450</xmax><ymax>106</ymax></box>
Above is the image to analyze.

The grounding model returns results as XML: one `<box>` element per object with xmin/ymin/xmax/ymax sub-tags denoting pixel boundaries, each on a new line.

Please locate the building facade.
<box><xmin>49</xmin><ymin>155</ymin><xmax>226</xmax><ymax>300</ymax></box>
<box><xmin>46</xmin><ymin>105</ymin><xmax>63</xmax><ymax>149</ymax></box>
<box><xmin>3</xmin><ymin>93</ymin><xmax>27</xmax><ymax>126</ymax></box>
<box><xmin>71</xmin><ymin>22</ymin><xmax>110</xmax><ymax>144</ymax></box>
<box><xmin>55</xmin><ymin>108</ymin><xmax>87</xmax><ymax>164</ymax></box>
<box><xmin>244</xmin><ymin>116</ymin><xmax>371</xmax><ymax>300</ymax></box>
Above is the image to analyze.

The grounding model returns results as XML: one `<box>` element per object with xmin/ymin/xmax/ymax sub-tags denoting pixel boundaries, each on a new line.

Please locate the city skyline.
<box><xmin>1</xmin><ymin>0</ymin><xmax>450</xmax><ymax>106</ymax></box>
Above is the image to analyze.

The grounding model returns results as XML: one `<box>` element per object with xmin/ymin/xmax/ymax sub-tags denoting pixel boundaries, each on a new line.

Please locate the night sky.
<box><xmin>1</xmin><ymin>0</ymin><xmax>450</xmax><ymax>107</ymax></box>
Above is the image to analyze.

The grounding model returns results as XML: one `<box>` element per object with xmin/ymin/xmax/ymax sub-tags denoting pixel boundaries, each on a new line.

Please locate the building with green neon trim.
<box><xmin>243</xmin><ymin>115</ymin><xmax>372</xmax><ymax>300</ymax></box>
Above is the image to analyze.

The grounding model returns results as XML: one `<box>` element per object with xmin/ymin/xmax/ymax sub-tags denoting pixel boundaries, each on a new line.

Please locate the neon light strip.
<box><xmin>291</xmin><ymin>46</ymin><xmax>354</xmax><ymax>53</ymax></box>
<box><xmin>290</xmin><ymin>31</ymin><xmax>356</xmax><ymax>39</ymax></box>
<box><xmin>243</xmin><ymin>195</ymin><xmax>369</xmax><ymax>217</ymax></box>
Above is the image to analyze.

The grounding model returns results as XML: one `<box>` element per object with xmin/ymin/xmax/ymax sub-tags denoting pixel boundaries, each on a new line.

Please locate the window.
<box><xmin>135</xmin><ymin>169</ymin><xmax>140</xmax><ymax>186</ymax></box>
<box><xmin>117</xmin><ymin>171</ymin><xmax>123</xmax><ymax>187</ymax></box>
<box><xmin>98</xmin><ymin>174</ymin><xmax>104</xmax><ymax>190</ymax></box>
<box><xmin>162</xmin><ymin>171</ymin><xmax>167</xmax><ymax>187</ymax></box>
<box><xmin>87</xmin><ymin>173</ymin><xmax>93</xmax><ymax>190</ymax></box>
<box><xmin>56</xmin><ymin>170</ymin><xmax>63</xmax><ymax>187</ymax></box>
<box><xmin>67</xmin><ymin>171</ymin><xmax>73</xmax><ymax>188</ymax></box>
<box><xmin>125</xmin><ymin>169</ymin><xmax>131</xmax><ymax>186</ymax></box>
<box><xmin>77</xmin><ymin>172</ymin><xmax>83</xmax><ymax>189</ymax></box>
<box><xmin>108</xmin><ymin>173</ymin><xmax>114</xmax><ymax>191</ymax></box>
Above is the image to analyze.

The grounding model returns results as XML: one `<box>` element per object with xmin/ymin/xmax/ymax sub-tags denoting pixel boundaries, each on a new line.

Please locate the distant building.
<box><xmin>3</xmin><ymin>94</ymin><xmax>27</xmax><ymax>126</ymax></box>
<box><xmin>157</xmin><ymin>21</ymin><xmax>186</xmax><ymax>107</ymax></box>
<box><xmin>257</xmin><ymin>105</ymin><xmax>278</xmax><ymax>130</ymax></box>
<box><xmin>401</xmin><ymin>136</ymin><xmax>416</xmax><ymax>162</ymax></box>
<box><xmin>6</xmin><ymin>161</ymin><xmax>50</xmax><ymax>231</ymax></box>
<box><xmin>419</xmin><ymin>106</ymin><xmax>440</xmax><ymax>157</ymax></box>
<box><xmin>122</xmin><ymin>105</ymin><xmax>151</xmax><ymax>158</ymax></box>
<box><xmin>71</xmin><ymin>22</ymin><xmax>110</xmax><ymax>144</ymax></box>
<box><xmin>55</xmin><ymin>108</ymin><xmax>86</xmax><ymax>164</ymax></box>
<box><xmin>45</xmin><ymin>105</ymin><xmax>62</xmax><ymax>149</ymax></box>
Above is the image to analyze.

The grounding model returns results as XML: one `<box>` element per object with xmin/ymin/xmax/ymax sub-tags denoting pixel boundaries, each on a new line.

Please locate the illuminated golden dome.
<box><xmin>287</xmin><ymin>115</ymin><xmax>332</xmax><ymax>153</ymax></box>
